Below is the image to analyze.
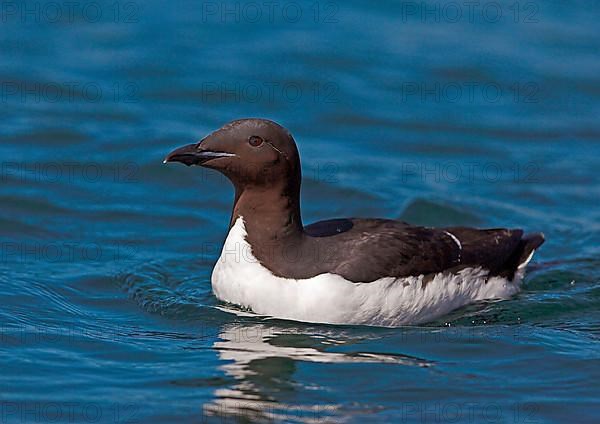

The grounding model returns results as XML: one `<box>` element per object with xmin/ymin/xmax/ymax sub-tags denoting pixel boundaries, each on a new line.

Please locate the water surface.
<box><xmin>1</xmin><ymin>0</ymin><xmax>599</xmax><ymax>422</ymax></box>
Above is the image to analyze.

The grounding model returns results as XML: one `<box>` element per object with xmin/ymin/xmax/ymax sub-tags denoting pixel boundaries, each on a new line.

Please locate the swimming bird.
<box><xmin>164</xmin><ymin>118</ymin><xmax>544</xmax><ymax>327</ymax></box>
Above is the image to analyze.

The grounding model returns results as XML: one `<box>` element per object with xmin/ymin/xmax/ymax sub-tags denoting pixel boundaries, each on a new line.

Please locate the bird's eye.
<box><xmin>248</xmin><ymin>136</ymin><xmax>264</xmax><ymax>147</ymax></box>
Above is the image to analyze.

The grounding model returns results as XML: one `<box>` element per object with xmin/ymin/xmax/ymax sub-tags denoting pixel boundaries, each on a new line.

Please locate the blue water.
<box><xmin>1</xmin><ymin>0</ymin><xmax>599</xmax><ymax>422</ymax></box>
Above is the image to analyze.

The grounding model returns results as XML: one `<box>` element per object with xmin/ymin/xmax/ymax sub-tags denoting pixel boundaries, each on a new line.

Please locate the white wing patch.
<box><xmin>444</xmin><ymin>230</ymin><xmax>462</xmax><ymax>263</ymax></box>
<box><xmin>518</xmin><ymin>250</ymin><xmax>535</xmax><ymax>270</ymax></box>
<box><xmin>444</xmin><ymin>231</ymin><xmax>462</xmax><ymax>250</ymax></box>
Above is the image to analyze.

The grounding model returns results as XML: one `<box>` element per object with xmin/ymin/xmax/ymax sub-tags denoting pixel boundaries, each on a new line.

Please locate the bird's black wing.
<box><xmin>304</xmin><ymin>218</ymin><xmax>541</xmax><ymax>282</ymax></box>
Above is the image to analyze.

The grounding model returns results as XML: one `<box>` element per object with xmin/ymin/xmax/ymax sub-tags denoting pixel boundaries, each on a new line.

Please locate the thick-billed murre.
<box><xmin>165</xmin><ymin>118</ymin><xmax>544</xmax><ymax>327</ymax></box>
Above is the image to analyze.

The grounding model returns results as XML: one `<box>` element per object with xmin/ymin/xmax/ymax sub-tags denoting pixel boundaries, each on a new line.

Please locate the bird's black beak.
<box><xmin>163</xmin><ymin>143</ymin><xmax>235</xmax><ymax>167</ymax></box>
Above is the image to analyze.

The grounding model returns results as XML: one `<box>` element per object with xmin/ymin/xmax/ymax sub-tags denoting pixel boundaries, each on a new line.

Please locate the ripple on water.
<box><xmin>117</xmin><ymin>260</ymin><xmax>217</xmax><ymax>321</ymax></box>
<box><xmin>437</xmin><ymin>257</ymin><xmax>600</xmax><ymax>336</ymax></box>
<box><xmin>203</xmin><ymin>322</ymin><xmax>433</xmax><ymax>423</ymax></box>
<box><xmin>399</xmin><ymin>198</ymin><xmax>483</xmax><ymax>227</ymax></box>
<box><xmin>2</xmin><ymin>0</ymin><xmax>599</xmax><ymax>420</ymax></box>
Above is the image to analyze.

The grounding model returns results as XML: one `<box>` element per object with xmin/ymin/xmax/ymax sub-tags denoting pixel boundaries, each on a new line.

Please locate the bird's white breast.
<box><xmin>211</xmin><ymin>218</ymin><xmax>522</xmax><ymax>327</ymax></box>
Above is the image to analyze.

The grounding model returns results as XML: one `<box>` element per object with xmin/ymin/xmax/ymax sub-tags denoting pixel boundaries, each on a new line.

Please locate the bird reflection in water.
<box><xmin>203</xmin><ymin>316</ymin><xmax>432</xmax><ymax>423</ymax></box>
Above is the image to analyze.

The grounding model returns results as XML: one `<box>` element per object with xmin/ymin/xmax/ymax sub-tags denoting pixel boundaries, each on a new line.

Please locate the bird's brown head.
<box><xmin>164</xmin><ymin>118</ymin><xmax>301</xmax><ymax>191</ymax></box>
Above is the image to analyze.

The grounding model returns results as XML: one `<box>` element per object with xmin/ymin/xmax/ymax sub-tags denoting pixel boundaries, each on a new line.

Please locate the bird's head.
<box><xmin>164</xmin><ymin>118</ymin><xmax>301</xmax><ymax>190</ymax></box>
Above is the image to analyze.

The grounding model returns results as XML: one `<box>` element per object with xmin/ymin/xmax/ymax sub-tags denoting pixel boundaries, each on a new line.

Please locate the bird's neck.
<box><xmin>230</xmin><ymin>183</ymin><xmax>304</xmax><ymax>240</ymax></box>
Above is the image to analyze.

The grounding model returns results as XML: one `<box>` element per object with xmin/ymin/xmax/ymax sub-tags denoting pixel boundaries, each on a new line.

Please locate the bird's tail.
<box><xmin>503</xmin><ymin>232</ymin><xmax>545</xmax><ymax>280</ymax></box>
<box><xmin>518</xmin><ymin>233</ymin><xmax>545</xmax><ymax>268</ymax></box>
